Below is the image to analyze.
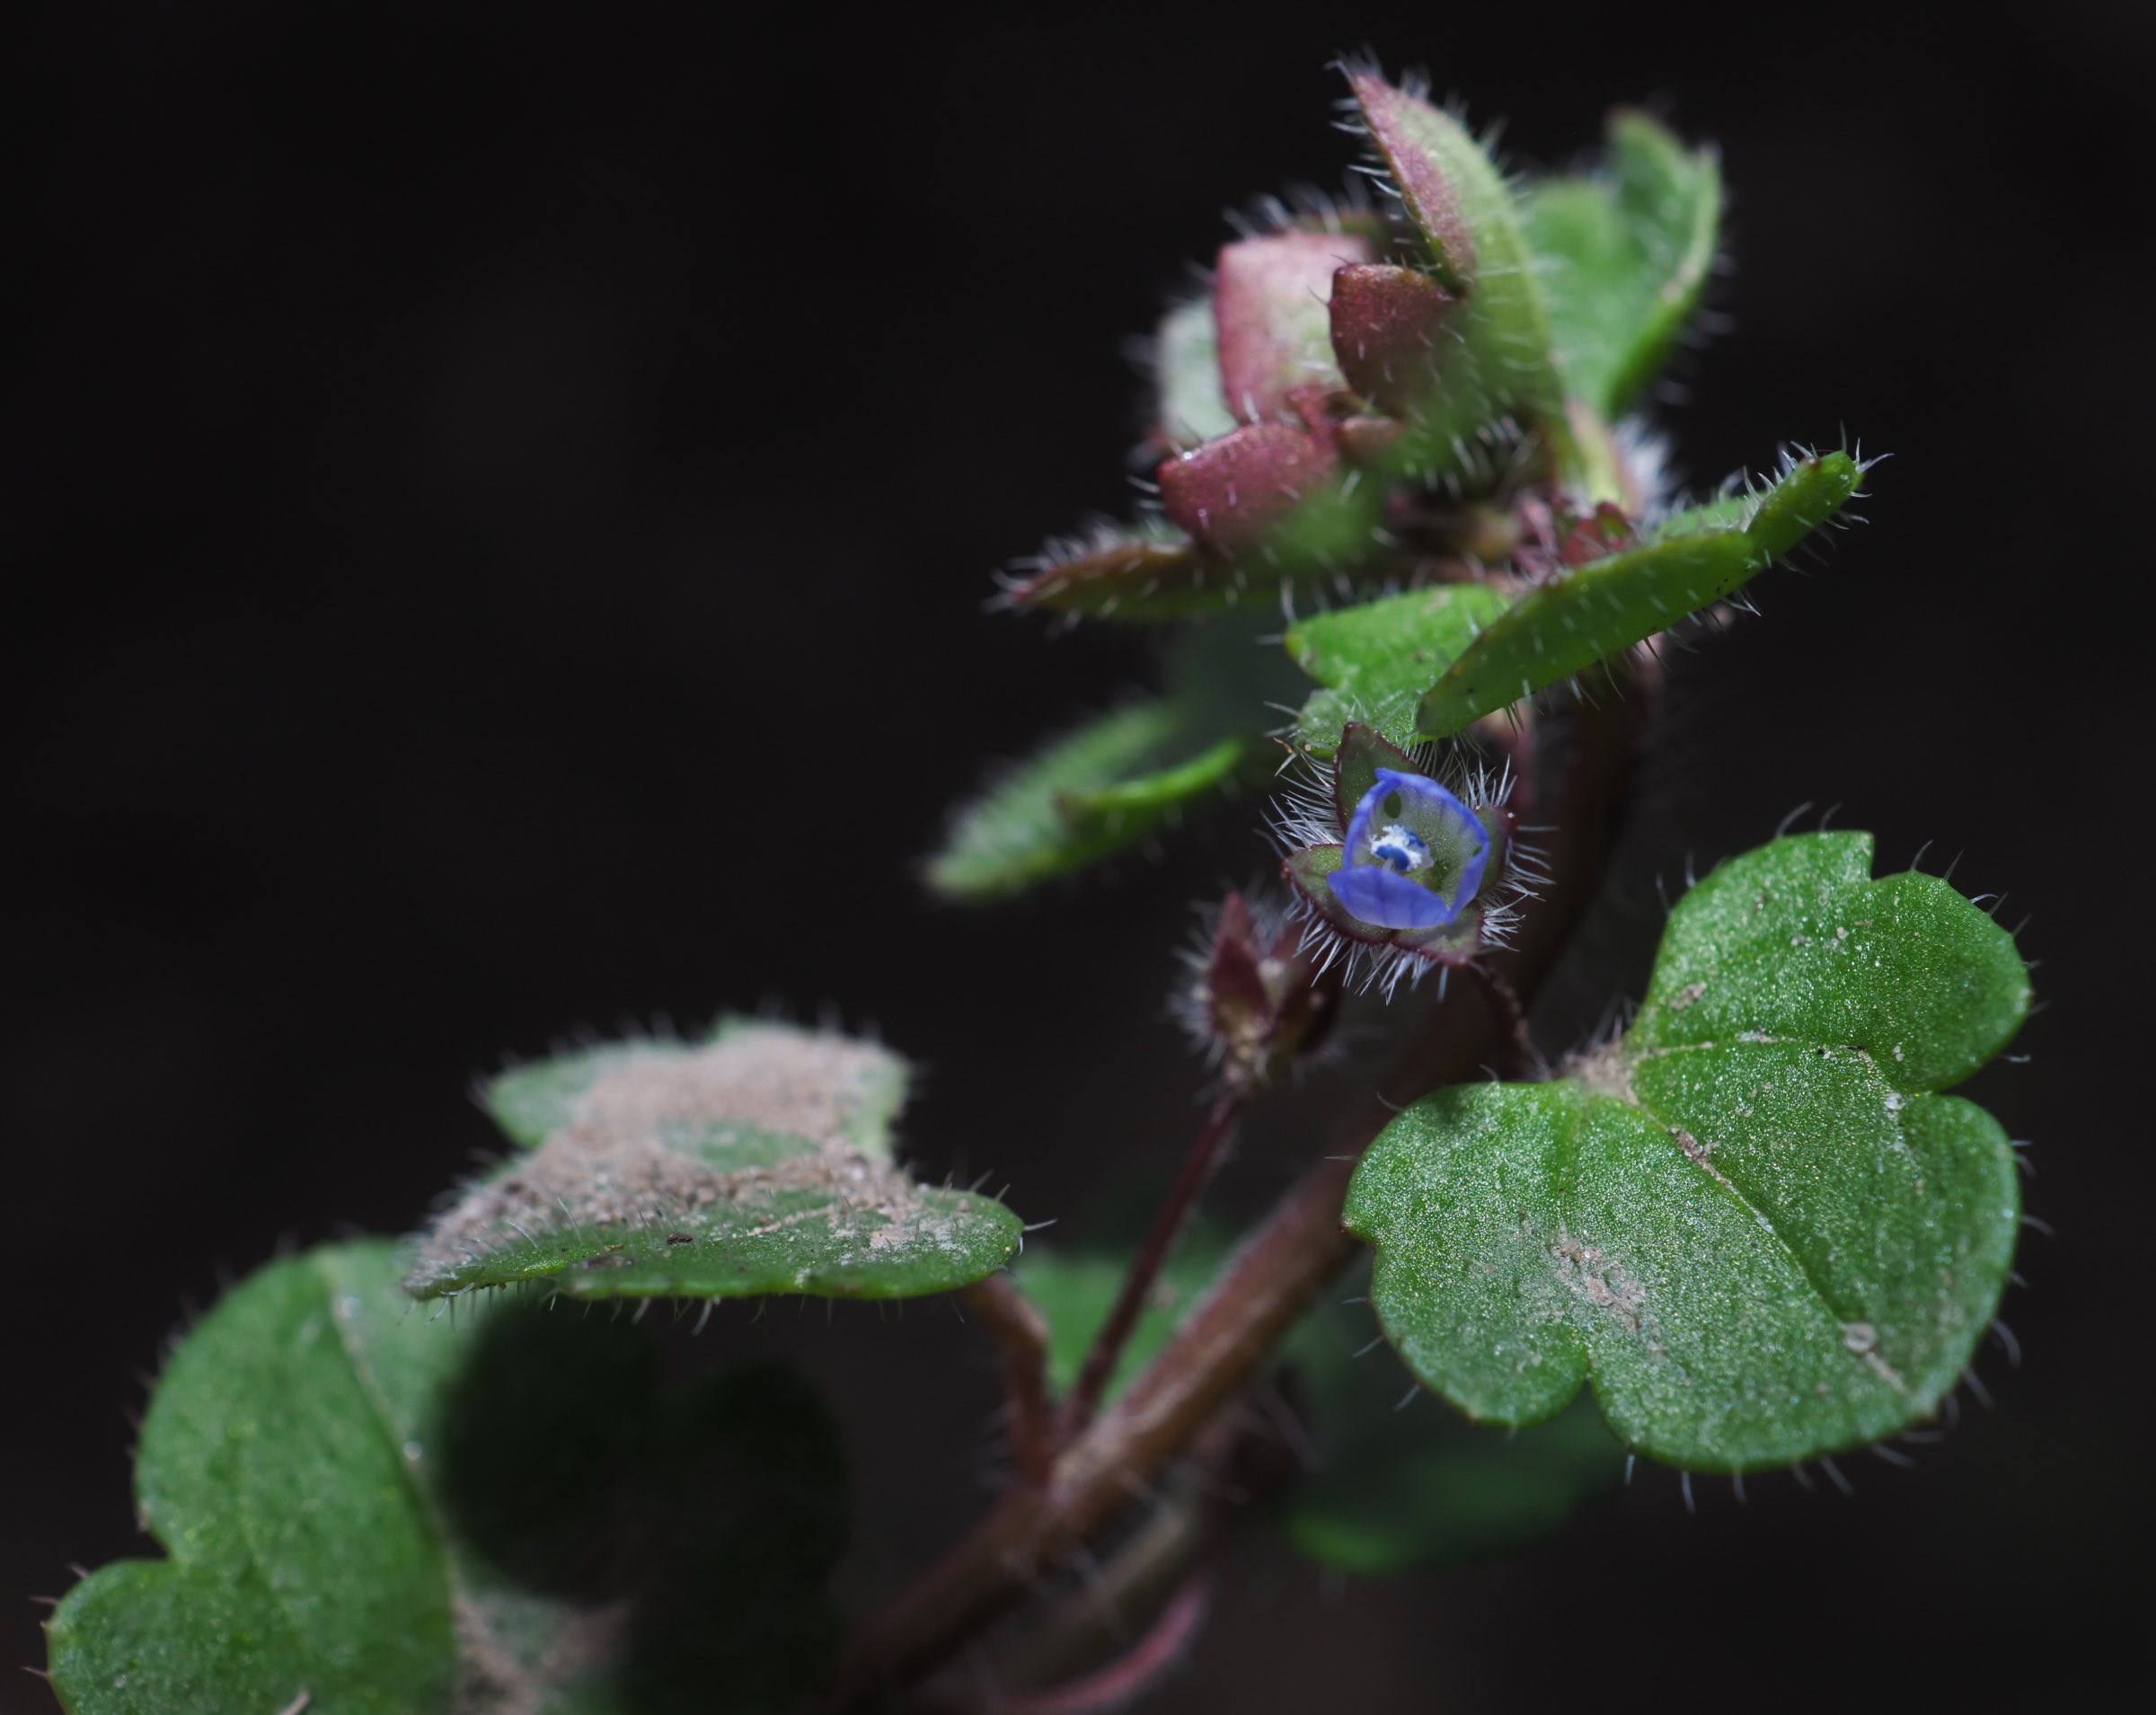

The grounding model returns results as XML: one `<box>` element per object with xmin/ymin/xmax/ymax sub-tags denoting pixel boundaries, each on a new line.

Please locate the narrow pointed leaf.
<box><xmin>926</xmin><ymin>702</ymin><xmax>1256</xmax><ymax>899</ymax></box>
<box><xmin>406</xmin><ymin>1021</ymin><xmax>1021</xmax><ymax>1301</ymax></box>
<box><xmin>1345</xmin><ymin>832</ymin><xmax>2029</xmax><ymax>1472</ymax></box>
<box><xmin>1285</xmin><ymin>582</ymin><xmax>1515</xmax><ymax>751</ymax></box>
<box><xmin>48</xmin><ymin>1242</ymin><xmax>845</xmax><ymax>1714</ymax></box>
<box><xmin>1004</xmin><ymin>465</ymin><xmax>1391</xmax><ymax>620</ymax></box>
<box><xmin>1524</xmin><ymin>111</ymin><xmax>1721</xmax><ymax>415</ymax></box>
<box><xmin>999</xmin><ymin>526</ymin><xmax>1221</xmax><ymax>620</ymax></box>
<box><xmin>1415</xmin><ymin>451</ymin><xmax>1862</xmax><ymax>738</ymax></box>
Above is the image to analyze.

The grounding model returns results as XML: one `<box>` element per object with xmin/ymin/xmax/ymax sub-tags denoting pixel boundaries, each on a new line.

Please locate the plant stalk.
<box><xmin>1056</xmin><ymin>1089</ymin><xmax>1245</xmax><ymax>1443</ymax></box>
<box><xmin>836</xmin><ymin>679</ymin><xmax>1644</xmax><ymax>1706</ymax></box>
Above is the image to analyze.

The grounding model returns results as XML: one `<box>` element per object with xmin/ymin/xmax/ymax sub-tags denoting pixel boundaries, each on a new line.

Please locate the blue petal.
<box><xmin>1328</xmin><ymin>862</ymin><xmax>1458</xmax><ymax>930</ymax></box>
<box><xmin>1333</xmin><ymin>767</ymin><xmax>1490</xmax><ymax>929</ymax></box>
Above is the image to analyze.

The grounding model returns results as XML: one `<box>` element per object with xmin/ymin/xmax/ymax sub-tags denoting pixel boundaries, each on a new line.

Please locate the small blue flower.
<box><xmin>1326</xmin><ymin>768</ymin><xmax>1490</xmax><ymax>931</ymax></box>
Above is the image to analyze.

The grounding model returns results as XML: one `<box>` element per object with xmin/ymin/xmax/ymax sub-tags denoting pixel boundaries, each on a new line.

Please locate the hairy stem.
<box><xmin>1058</xmin><ymin>1090</ymin><xmax>1244</xmax><ymax>1442</ymax></box>
<box><xmin>1464</xmin><ymin>962</ymin><xmax>1532</xmax><ymax>1079</ymax></box>
<box><xmin>837</xmin><ymin>685</ymin><xmax>1643</xmax><ymax>1706</ymax></box>
<box><xmin>975</xmin><ymin>1553</ymin><xmax>1218</xmax><ymax>1715</ymax></box>
<box><xmin>962</xmin><ymin>1275</ymin><xmax>1056</xmax><ymax>1487</ymax></box>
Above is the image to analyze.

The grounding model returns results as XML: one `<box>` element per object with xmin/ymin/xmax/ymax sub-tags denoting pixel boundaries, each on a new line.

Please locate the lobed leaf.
<box><xmin>48</xmin><ymin>1242</ymin><xmax>844</xmax><ymax>1714</ymax></box>
<box><xmin>1345</xmin><ymin>832</ymin><xmax>2029</xmax><ymax>1471</ymax></box>
<box><xmin>1414</xmin><ymin>450</ymin><xmax>1861</xmax><ymax>738</ymax></box>
<box><xmin>1524</xmin><ymin>110</ymin><xmax>1721</xmax><ymax>416</ymax></box>
<box><xmin>406</xmin><ymin>1021</ymin><xmax>1021</xmax><ymax>1303</ymax></box>
<box><xmin>1285</xmin><ymin>582</ymin><xmax>1515</xmax><ymax>751</ymax></box>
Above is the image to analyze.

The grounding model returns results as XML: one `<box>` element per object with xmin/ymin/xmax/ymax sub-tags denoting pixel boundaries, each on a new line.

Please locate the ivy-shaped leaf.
<box><xmin>1414</xmin><ymin>450</ymin><xmax>1861</xmax><ymax>739</ymax></box>
<box><xmin>1524</xmin><ymin>111</ymin><xmax>1722</xmax><ymax>416</ymax></box>
<box><xmin>47</xmin><ymin>1242</ymin><xmax>844</xmax><ymax>1714</ymax></box>
<box><xmin>1285</xmin><ymin>582</ymin><xmax>1516</xmax><ymax>752</ymax></box>
<box><xmin>406</xmin><ymin>1021</ymin><xmax>1022</xmax><ymax>1302</ymax></box>
<box><xmin>1345</xmin><ymin>832</ymin><xmax>2028</xmax><ymax>1472</ymax></box>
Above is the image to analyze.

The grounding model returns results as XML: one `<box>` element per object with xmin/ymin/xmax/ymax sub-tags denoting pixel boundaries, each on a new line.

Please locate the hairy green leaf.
<box><xmin>1285</xmin><ymin>582</ymin><xmax>1515</xmax><ymax>751</ymax></box>
<box><xmin>928</xmin><ymin>617</ymin><xmax>1303</xmax><ymax>897</ymax></box>
<box><xmin>1003</xmin><ymin>471</ymin><xmax>1394</xmax><ymax>621</ymax></box>
<box><xmin>925</xmin><ymin>702</ymin><xmax>1201</xmax><ymax>899</ymax></box>
<box><xmin>1346</xmin><ymin>832</ymin><xmax>2028</xmax><ymax>1471</ymax></box>
<box><xmin>1415</xmin><ymin>451</ymin><xmax>1861</xmax><ymax>738</ymax></box>
<box><xmin>1348</xmin><ymin>75</ymin><xmax>1575</xmax><ymax>484</ymax></box>
<box><xmin>1524</xmin><ymin>111</ymin><xmax>1721</xmax><ymax>416</ymax></box>
<box><xmin>48</xmin><ymin>1242</ymin><xmax>844</xmax><ymax>1714</ymax></box>
<box><xmin>407</xmin><ymin>1021</ymin><xmax>1021</xmax><ymax>1302</ymax></box>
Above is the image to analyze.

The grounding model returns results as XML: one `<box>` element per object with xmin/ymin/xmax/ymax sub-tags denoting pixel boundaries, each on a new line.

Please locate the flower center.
<box><xmin>1366</xmin><ymin>822</ymin><xmax>1433</xmax><ymax>875</ymax></box>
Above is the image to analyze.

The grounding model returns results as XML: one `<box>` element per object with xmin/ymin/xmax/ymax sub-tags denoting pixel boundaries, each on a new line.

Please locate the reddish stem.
<box><xmin>1057</xmin><ymin>1089</ymin><xmax>1244</xmax><ymax>1443</ymax></box>
<box><xmin>835</xmin><ymin>683</ymin><xmax>1644</xmax><ymax>1708</ymax></box>
<box><xmin>1465</xmin><ymin>961</ymin><xmax>1532</xmax><ymax>1078</ymax></box>
<box><xmin>962</xmin><ymin>1274</ymin><xmax>1056</xmax><ymax>1487</ymax></box>
<box><xmin>979</xmin><ymin>1556</ymin><xmax>1217</xmax><ymax>1715</ymax></box>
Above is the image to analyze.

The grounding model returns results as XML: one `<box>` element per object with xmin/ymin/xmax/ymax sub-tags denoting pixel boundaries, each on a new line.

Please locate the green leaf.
<box><xmin>926</xmin><ymin>702</ymin><xmax>1199</xmax><ymax>899</ymax></box>
<box><xmin>1524</xmin><ymin>111</ymin><xmax>1721</xmax><ymax>416</ymax></box>
<box><xmin>1414</xmin><ymin>451</ymin><xmax>1862</xmax><ymax>738</ymax></box>
<box><xmin>1003</xmin><ymin>473</ymin><xmax>1394</xmax><ymax>621</ymax></box>
<box><xmin>406</xmin><ymin>1021</ymin><xmax>1022</xmax><ymax>1302</ymax></box>
<box><xmin>1285</xmin><ymin>582</ymin><xmax>1515</xmax><ymax>752</ymax></box>
<box><xmin>48</xmin><ymin>1242</ymin><xmax>845</xmax><ymax>1714</ymax></box>
<box><xmin>1344</xmin><ymin>832</ymin><xmax>2028</xmax><ymax>1472</ymax></box>
<box><xmin>928</xmin><ymin>615</ymin><xmax>1303</xmax><ymax>898</ymax></box>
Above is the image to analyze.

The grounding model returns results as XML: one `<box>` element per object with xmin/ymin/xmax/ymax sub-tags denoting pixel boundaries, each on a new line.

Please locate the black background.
<box><xmin>7</xmin><ymin>2</ymin><xmax>2151</xmax><ymax>1708</ymax></box>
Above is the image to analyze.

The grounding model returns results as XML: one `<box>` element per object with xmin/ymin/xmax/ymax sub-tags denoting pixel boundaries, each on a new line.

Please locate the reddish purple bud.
<box><xmin>1157</xmin><ymin>422</ymin><xmax>1336</xmax><ymax>556</ymax></box>
<box><xmin>1328</xmin><ymin>263</ymin><xmax>1454</xmax><ymax>416</ymax></box>
<box><xmin>1184</xmin><ymin>889</ymin><xmax>1342</xmax><ymax>1084</ymax></box>
<box><xmin>1215</xmin><ymin>229</ymin><xmax>1379</xmax><ymax>422</ymax></box>
<box><xmin>1560</xmin><ymin>500</ymin><xmax>1637</xmax><ymax>567</ymax></box>
<box><xmin>1348</xmin><ymin>74</ymin><xmax>1477</xmax><ymax>293</ymax></box>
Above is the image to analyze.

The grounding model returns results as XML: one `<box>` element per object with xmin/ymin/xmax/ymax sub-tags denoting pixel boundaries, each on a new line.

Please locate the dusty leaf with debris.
<box><xmin>406</xmin><ymin>1021</ymin><xmax>1022</xmax><ymax>1303</ymax></box>
<box><xmin>46</xmin><ymin>1242</ymin><xmax>845</xmax><ymax>1715</ymax></box>
<box><xmin>1344</xmin><ymin>832</ymin><xmax>2030</xmax><ymax>1472</ymax></box>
